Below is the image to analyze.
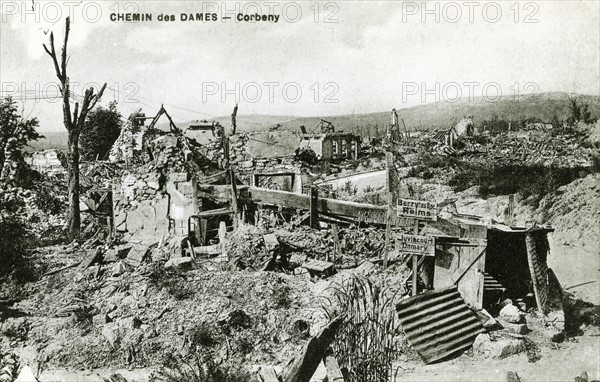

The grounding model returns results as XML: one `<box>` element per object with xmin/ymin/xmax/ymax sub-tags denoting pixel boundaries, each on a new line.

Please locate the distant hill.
<box><xmin>33</xmin><ymin>92</ymin><xmax>599</xmax><ymax>151</ymax></box>
<box><xmin>277</xmin><ymin>92</ymin><xmax>600</xmax><ymax>134</ymax></box>
<box><xmin>26</xmin><ymin>131</ymin><xmax>68</xmax><ymax>153</ymax></box>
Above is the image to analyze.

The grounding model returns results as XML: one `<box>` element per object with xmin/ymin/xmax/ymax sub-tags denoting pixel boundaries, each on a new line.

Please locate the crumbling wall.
<box><xmin>113</xmin><ymin>171</ymin><xmax>197</xmax><ymax>243</ymax></box>
<box><xmin>204</xmin><ymin>133</ymin><xmax>303</xmax><ymax>192</ymax></box>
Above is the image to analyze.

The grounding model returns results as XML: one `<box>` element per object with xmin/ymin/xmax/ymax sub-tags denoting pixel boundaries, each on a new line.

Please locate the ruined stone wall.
<box><xmin>113</xmin><ymin>171</ymin><xmax>197</xmax><ymax>243</ymax></box>
<box><xmin>204</xmin><ymin>133</ymin><xmax>303</xmax><ymax>192</ymax></box>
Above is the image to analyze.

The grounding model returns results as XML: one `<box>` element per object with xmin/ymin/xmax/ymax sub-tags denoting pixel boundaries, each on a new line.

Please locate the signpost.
<box><xmin>394</xmin><ymin>198</ymin><xmax>438</xmax><ymax>296</ymax></box>
<box><xmin>397</xmin><ymin>198</ymin><xmax>437</xmax><ymax>221</ymax></box>
<box><xmin>395</xmin><ymin>233</ymin><xmax>435</xmax><ymax>257</ymax></box>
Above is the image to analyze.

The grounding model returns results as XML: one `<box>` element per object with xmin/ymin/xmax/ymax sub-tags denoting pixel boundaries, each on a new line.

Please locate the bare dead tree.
<box><xmin>43</xmin><ymin>17</ymin><xmax>106</xmax><ymax>240</ymax></box>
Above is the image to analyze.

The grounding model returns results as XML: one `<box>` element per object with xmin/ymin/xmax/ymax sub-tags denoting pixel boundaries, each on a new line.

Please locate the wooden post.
<box><xmin>282</xmin><ymin>316</ymin><xmax>344</xmax><ymax>382</ymax></box>
<box><xmin>228</xmin><ymin>168</ymin><xmax>239</xmax><ymax>230</ymax></box>
<box><xmin>412</xmin><ymin>219</ymin><xmax>419</xmax><ymax>296</ymax></box>
<box><xmin>331</xmin><ymin>224</ymin><xmax>341</xmax><ymax>266</ymax></box>
<box><xmin>310</xmin><ymin>186</ymin><xmax>319</xmax><ymax>229</ymax></box>
<box><xmin>507</xmin><ymin>194</ymin><xmax>515</xmax><ymax>226</ymax></box>
<box><xmin>324</xmin><ymin>352</ymin><xmax>345</xmax><ymax>382</ymax></box>
<box><xmin>218</xmin><ymin>221</ymin><xmax>228</xmax><ymax>262</ymax></box>
<box><xmin>383</xmin><ymin>192</ymin><xmax>392</xmax><ymax>269</ymax></box>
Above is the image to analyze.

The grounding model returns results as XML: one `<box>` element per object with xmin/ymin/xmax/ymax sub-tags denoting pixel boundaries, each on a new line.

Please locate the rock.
<box><xmin>102</xmin><ymin>323</ymin><xmax>122</xmax><ymax>348</ymax></box>
<box><xmin>499</xmin><ymin>298</ymin><xmax>513</xmax><ymax>309</ymax></box>
<box><xmin>126</xmin><ymin>244</ymin><xmax>150</xmax><ymax>266</ymax></box>
<box><xmin>110</xmin><ymin>261</ymin><xmax>129</xmax><ymax>277</ymax></box>
<box><xmin>122</xmin><ymin>328</ymin><xmax>144</xmax><ymax>348</ymax></box>
<box><xmin>14</xmin><ymin>365</ymin><xmax>37</xmax><ymax>382</ymax></box>
<box><xmin>500</xmin><ymin>303</ymin><xmax>524</xmax><ymax>324</ymax></box>
<box><xmin>92</xmin><ymin>313</ymin><xmax>111</xmax><ymax>326</ymax></box>
<box><xmin>289</xmin><ymin>254</ymin><xmax>307</xmax><ymax>268</ymax></box>
<box><xmin>497</xmin><ymin>318</ymin><xmax>529</xmax><ymax>334</ymax></box>
<box><xmin>479</xmin><ymin>309</ymin><xmax>499</xmax><ymax>330</ymax></box>
<box><xmin>506</xmin><ymin>371</ymin><xmax>521</xmax><ymax>382</ymax></box>
<box><xmin>164</xmin><ymin>257</ymin><xmax>193</xmax><ymax>269</ymax></box>
<box><xmin>473</xmin><ymin>333</ymin><xmax>525</xmax><ymax>359</ymax></box>
<box><xmin>105</xmin><ymin>245</ymin><xmax>132</xmax><ymax>263</ymax></box>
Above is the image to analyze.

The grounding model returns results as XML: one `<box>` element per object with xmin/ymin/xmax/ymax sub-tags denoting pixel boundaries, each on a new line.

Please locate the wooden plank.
<box><xmin>383</xmin><ymin>192</ymin><xmax>392</xmax><ymax>269</ymax></box>
<box><xmin>197</xmin><ymin>207</ymin><xmax>233</xmax><ymax>217</ymax></box>
<box><xmin>412</xmin><ymin>220</ymin><xmax>419</xmax><ymax>296</ymax></box>
<box><xmin>282</xmin><ymin>316</ymin><xmax>344</xmax><ymax>382</ymax></box>
<box><xmin>450</xmin><ymin>247</ymin><xmax>487</xmax><ymax>284</ymax></box>
<box><xmin>302</xmin><ymin>259</ymin><xmax>334</xmax><ymax>273</ymax></box>
<box><xmin>197</xmin><ymin>184</ymin><xmax>232</xmax><ymax>202</ymax></box>
<box><xmin>228</xmin><ymin>169</ymin><xmax>239</xmax><ymax>230</ymax></box>
<box><xmin>331</xmin><ymin>224</ymin><xmax>341</xmax><ymax>265</ymax></box>
<box><xmin>218</xmin><ymin>221</ymin><xmax>228</xmax><ymax>262</ymax></box>
<box><xmin>198</xmin><ymin>170</ymin><xmax>227</xmax><ymax>185</ymax></box>
<box><xmin>310</xmin><ymin>186</ymin><xmax>319</xmax><ymax>229</ymax></box>
<box><xmin>323</xmin><ymin>353</ymin><xmax>344</xmax><ymax>382</ymax></box>
<box><xmin>245</xmin><ymin>187</ymin><xmax>389</xmax><ymax>224</ymax></box>
<box><xmin>258</xmin><ymin>366</ymin><xmax>280</xmax><ymax>382</ymax></box>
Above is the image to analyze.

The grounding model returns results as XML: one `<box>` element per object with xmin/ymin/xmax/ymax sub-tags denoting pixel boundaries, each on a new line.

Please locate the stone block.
<box><xmin>473</xmin><ymin>333</ymin><xmax>525</xmax><ymax>359</ymax></box>
<box><xmin>497</xmin><ymin>318</ymin><xmax>529</xmax><ymax>334</ymax></box>
<box><xmin>499</xmin><ymin>303</ymin><xmax>524</xmax><ymax>324</ymax></box>
<box><xmin>164</xmin><ymin>257</ymin><xmax>193</xmax><ymax>269</ymax></box>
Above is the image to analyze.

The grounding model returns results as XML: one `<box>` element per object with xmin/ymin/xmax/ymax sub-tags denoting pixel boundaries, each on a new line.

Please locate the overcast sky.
<box><xmin>1</xmin><ymin>0</ymin><xmax>599</xmax><ymax>131</ymax></box>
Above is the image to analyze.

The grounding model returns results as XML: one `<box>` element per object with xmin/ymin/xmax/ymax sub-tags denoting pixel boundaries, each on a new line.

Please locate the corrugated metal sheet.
<box><xmin>526</xmin><ymin>232</ymin><xmax>549</xmax><ymax>314</ymax></box>
<box><xmin>484</xmin><ymin>272</ymin><xmax>506</xmax><ymax>292</ymax></box>
<box><xmin>396</xmin><ymin>286</ymin><xmax>485</xmax><ymax>364</ymax></box>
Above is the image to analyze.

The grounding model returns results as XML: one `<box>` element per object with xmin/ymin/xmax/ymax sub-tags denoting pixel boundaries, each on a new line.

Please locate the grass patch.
<box><xmin>149</xmin><ymin>354</ymin><xmax>252</xmax><ymax>382</ymax></box>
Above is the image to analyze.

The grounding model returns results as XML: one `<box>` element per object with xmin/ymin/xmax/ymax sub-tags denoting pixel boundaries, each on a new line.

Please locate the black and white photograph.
<box><xmin>0</xmin><ymin>1</ymin><xmax>599</xmax><ymax>381</ymax></box>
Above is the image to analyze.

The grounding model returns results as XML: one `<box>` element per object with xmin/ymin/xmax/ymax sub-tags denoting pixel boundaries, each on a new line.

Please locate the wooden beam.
<box><xmin>310</xmin><ymin>186</ymin><xmax>319</xmax><ymax>229</ymax></box>
<box><xmin>331</xmin><ymin>224</ymin><xmax>341</xmax><ymax>266</ymax></box>
<box><xmin>258</xmin><ymin>366</ymin><xmax>280</xmax><ymax>382</ymax></box>
<box><xmin>244</xmin><ymin>187</ymin><xmax>389</xmax><ymax>224</ymax></box>
<box><xmin>282</xmin><ymin>316</ymin><xmax>344</xmax><ymax>382</ymax></box>
<box><xmin>229</xmin><ymin>169</ymin><xmax>239</xmax><ymax>230</ymax></box>
<box><xmin>412</xmin><ymin>220</ymin><xmax>419</xmax><ymax>296</ymax></box>
<box><xmin>324</xmin><ymin>352</ymin><xmax>344</xmax><ymax>382</ymax></box>
<box><xmin>383</xmin><ymin>192</ymin><xmax>392</xmax><ymax>269</ymax></box>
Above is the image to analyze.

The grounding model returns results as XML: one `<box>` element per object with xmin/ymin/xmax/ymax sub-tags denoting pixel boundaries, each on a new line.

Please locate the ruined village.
<box><xmin>1</xmin><ymin>3</ymin><xmax>600</xmax><ymax>382</ymax></box>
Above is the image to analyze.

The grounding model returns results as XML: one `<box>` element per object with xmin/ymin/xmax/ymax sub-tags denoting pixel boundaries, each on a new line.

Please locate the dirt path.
<box><xmin>392</xmin><ymin>332</ymin><xmax>600</xmax><ymax>382</ymax></box>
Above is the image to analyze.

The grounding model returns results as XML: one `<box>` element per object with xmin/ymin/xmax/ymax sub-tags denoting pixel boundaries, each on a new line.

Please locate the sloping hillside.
<box><xmin>278</xmin><ymin>92</ymin><xmax>600</xmax><ymax>133</ymax></box>
<box><xmin>33</xmin><ymin>92</ymin><xmax>600</xmax><ymax>151</ymax></box>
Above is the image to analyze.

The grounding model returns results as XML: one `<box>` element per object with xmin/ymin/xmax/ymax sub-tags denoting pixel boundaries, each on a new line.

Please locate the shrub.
<box><xmin>149</xmin><ymin>354</ymin><xmax>252</xmax><ymax>382</ymax></box>
<box><xmin>323</xmin><ymin>275</ymin><xmax>398</xmax><ymax>382</ymax></box>
<box><xmin>33</xmin><ymin>192</ymin><xmax>63</xmax><ymax>215</ymax></box>
<box><xmin>449</xmin><ymin>163</ymin><xmax>592</xmax><ymax>207</ymax></box>
<box><xmin>272</xmin><ymin>283</ymin><xmax>293</xmax><ymax>309</ymax></box>
<box><xmin>0</xmin><ymin>217</ymin><xmax>38</xmax><ymax>282</ymax></box>
<box><xmin>187</xmin><ymin>323</ymin><xmax>219</xmax><ymax>348</ymax></box>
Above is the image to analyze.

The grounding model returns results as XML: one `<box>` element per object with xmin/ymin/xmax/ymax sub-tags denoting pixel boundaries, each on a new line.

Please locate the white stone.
<box><xmin>14</xmin><ymin>366</ymin><xmax>37</xmax><ymax>382</ymax></box>
<box><xmin>500</xmin><ymin>303</ymin><xmax>523</xmax><ymax>324</ymax></box>
<box><xmin>164</xmin><ymin>257</ymin><xmax>193</xmax><ymax>269</ymax></box>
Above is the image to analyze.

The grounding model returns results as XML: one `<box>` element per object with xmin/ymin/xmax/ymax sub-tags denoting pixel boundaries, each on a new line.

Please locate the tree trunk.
<box><xmin>67</xmin><ymin>129</ymin><xmax>81</xmax><ymax>239</ymax></box>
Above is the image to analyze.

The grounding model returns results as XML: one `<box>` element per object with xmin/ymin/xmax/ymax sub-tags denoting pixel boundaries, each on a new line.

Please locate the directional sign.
<box><xmin>397</xmin><ymin>199</ymin><xmax>437</xmax><ymax>221</ymax></box>
<box><xmin>396</xmin><ymin>234</ymin><xmax>435</xmax><ymax>256</ymax></box>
